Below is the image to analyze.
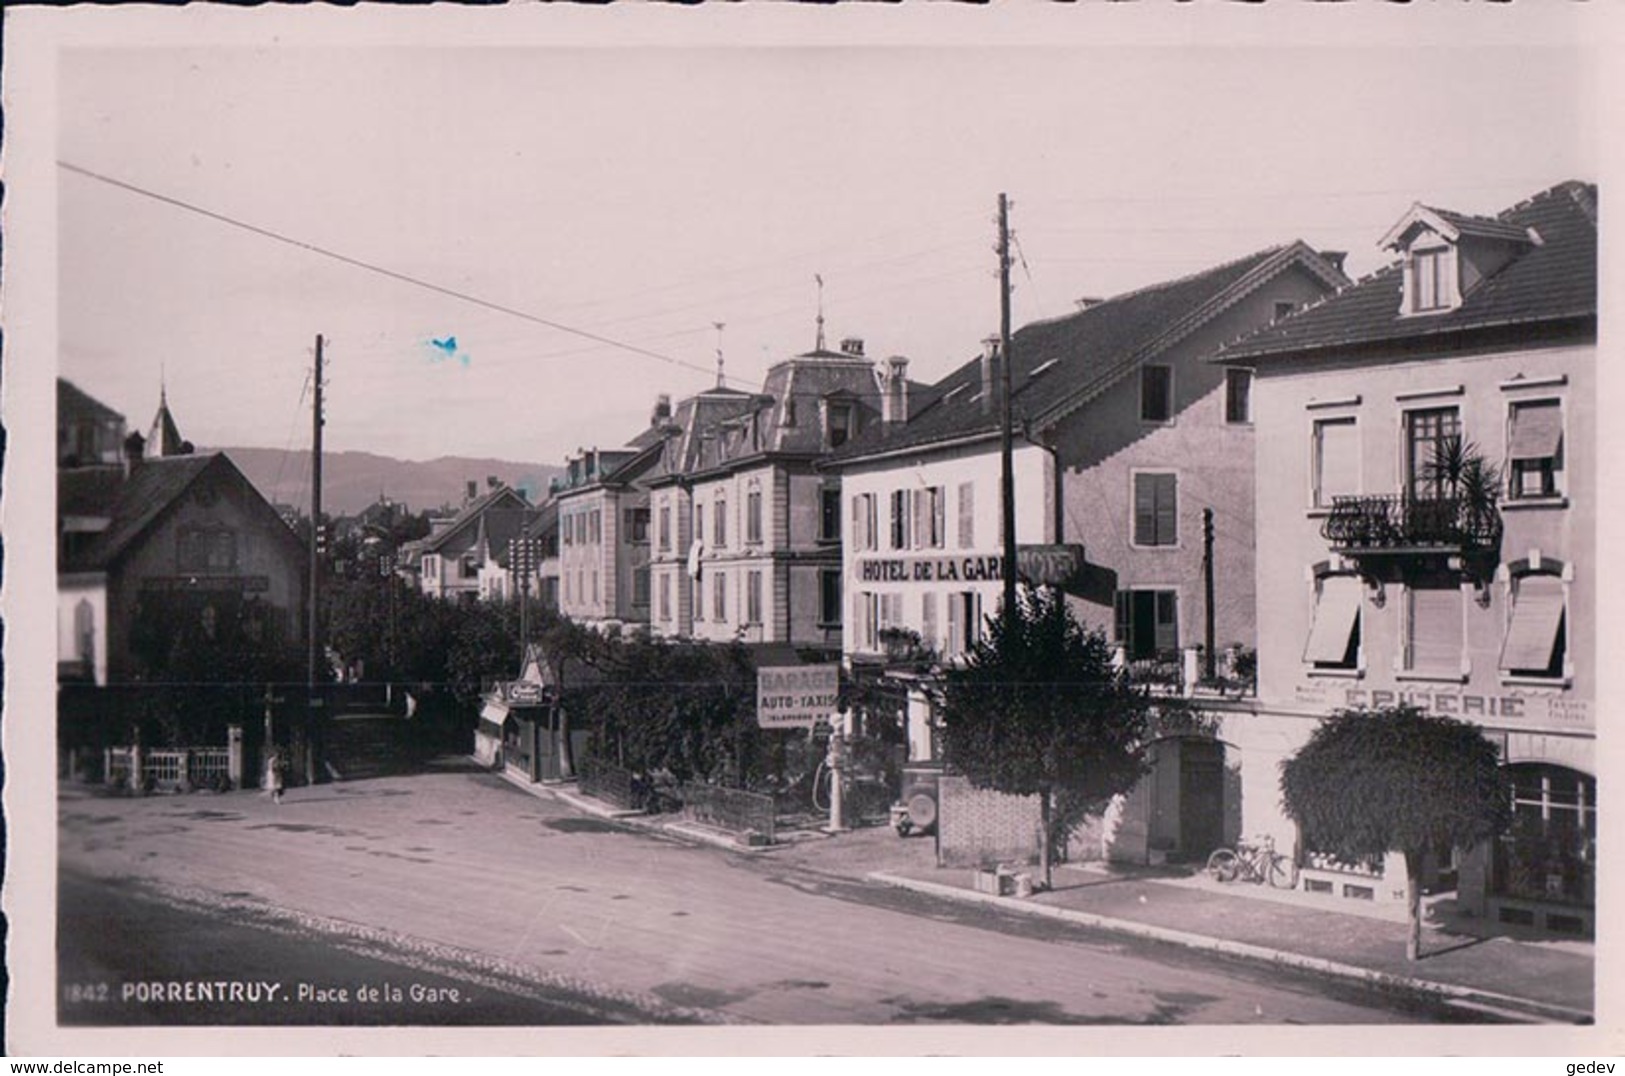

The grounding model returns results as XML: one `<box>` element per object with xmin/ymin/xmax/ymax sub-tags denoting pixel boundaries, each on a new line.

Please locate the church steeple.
<box><xmin>147</xmin><ymin>378</ymin><xmax>190</xmax><ymax>458</ymax></box>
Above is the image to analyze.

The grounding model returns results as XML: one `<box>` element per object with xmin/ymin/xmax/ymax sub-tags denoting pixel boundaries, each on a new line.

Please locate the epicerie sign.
<box><xmin>756</xmin><ymin>665</ymin><xmax>839</xmax><ymax>729</ymax></box>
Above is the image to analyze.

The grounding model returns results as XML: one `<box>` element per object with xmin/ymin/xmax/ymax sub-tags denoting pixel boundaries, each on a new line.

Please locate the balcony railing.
<box><xmin>1320</xmin><ymin>494</ymin><xmax>1502</xmax><ymax>554</ymax></box>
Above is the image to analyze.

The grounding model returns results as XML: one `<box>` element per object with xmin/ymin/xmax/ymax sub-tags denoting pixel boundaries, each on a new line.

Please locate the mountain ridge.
<box><xmin>207</xmin><ymin>446</ymin><xmax>563</xmax><ymax>516</ymax></box>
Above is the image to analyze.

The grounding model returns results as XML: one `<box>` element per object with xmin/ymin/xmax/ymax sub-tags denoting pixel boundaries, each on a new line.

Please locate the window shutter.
<box><xmin>1408</xmin><ymin>583</ymin><xmax>1463</xmax><ymax>672</ymax></box>
<box><xmin>958</xmin><ymin>482</ymin><xmax>975</xmax><ymax>549</ymax></box>
<box><xmin>1134</xmin><ymin>476</ymin><xmax>1156</xmax><ymax>546</ymax></box>
<box><xmin>1501</xmin><ymin>575</ymin><xmax>1566</xmax><ymax>673</ymax></box>
<box><xmin>912</xmin><ymin>489</ymin><xmax>927</xmax><ymax>549</ymax></box>
<box><xmin>922</xmin><ymin>592</ymin><xmax>938</xmax><ymax>650</ymax></box>
<box><xmin>1304</xmin><ymin>575</ymin><xmax>1362</xmax><ymax>665</ymax></box>
<box><xmin>1154</xmin><ymin>591</ymin><xmax>1179</xmax><ymax>652</ymax></box>
<box><xmin>1508</xmin><ymin>401</ymin><xmax>1563</xmax><ymax>461</ymax></box>
<box><xmin>1114</xmin><ymin>592</ymin><xmax>1131</xmax><ymax>646</ymax></box>
<box><xmin>1154</xmin><ymin>475</ymin><xmax>1177</xmax><ymax>545</ymax></box>
<box><xmin>932</xmin><ymin>488</ymin><xmax>946</xmax><ymax>548</ymax></box>
<box><xmin>947</xmin><ymin>597</ymin><xmax>962</xmax><ymax>657</ymax></box>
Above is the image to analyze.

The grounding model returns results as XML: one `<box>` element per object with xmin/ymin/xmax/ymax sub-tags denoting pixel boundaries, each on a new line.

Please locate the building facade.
<box><xmin>412</xmin><ymin>482</ymin><xmax>532</xmax><ymax>603</ymax></box>
<box><xmin>1218</xmin><ymin>181</ymin><xmax>1597</xmax><ymax>934</ymax></box>
<box><xmin>825</xmin><ymin>241</ymin><xmax>1349</xmax><ymax>864</ymax></box>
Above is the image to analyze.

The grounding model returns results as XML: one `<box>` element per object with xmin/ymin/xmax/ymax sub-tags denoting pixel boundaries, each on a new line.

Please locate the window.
<box><xmin>1304</xmin><ymin>574</ymin><xmax>1362</xmax><ymax>671</ymax></box>
<box><xmin>658</xmin><ymin>505</ymin><xmax>671</xmax><ymax>552</ymax></box>
<box><xmin>591</xmin><ymin>570</ymin><xmax>599</xmax><ymax>605</ymax></box>
<box><xmin>1132</xmin><ymin>473</ymin><xmax>1178</xmax><ymax>547</ymax></box>
<box><xmin>957</xmin><ymin>482</ymin><xmax>975</xmax><ymax>549</ymax></box>
<box><xmin>562</xmin><ymin>516</ymin><xmax>573</xmax><ymax>546</ymax></box>
<box><xmin>659</xmin><ymin>573</ymin><xmax>672</xmax><ymax>622</ymax></box>
<box><xmin>627</xmin><ymin>507</ymin><xmax>651</xmax><ymax>544</ymax></box>
<box><xmin>1406</xmin><ymin>407</ymin><xmax>1461</xmax><ymax>500</ymax></box>
<box><xmin>694</xmin><ymin>502</ymin><xmax>704</xmax><ymax>546</ymax></box>
<box><xmin>178</xmin><ymin>526</ymin><xmax>238</xmax><ymax>572</ymax></box>
<box><xmin>1313</xmin><ymin>418</ymin><xmax>1360</xmax><ymax>507</ymax></box>
<box><xmin>461</xmin><ymin>554</ymin><xmax>478</xmax><ymax>580</ymax></box>
<box><xmin>714</xmin><ymin>497</ymin><xmax>728</xmax><ymax>549</ymax></box>
<box><xmin>746</xmin><ymin>570</ymin><xmax>763</xmax><ymax>625</ymax></box>
<box><xmin>589</xmin><ymin>510</ymin><xmax>601</xmax><ymax>545</ymax></box>
<box><xmin>632</xmin><ymin>566</ymin><xmax>651</xmax><ymax>608</ymax></box>
<box><xmin>693</xmin><ymin>574</ymin><xmax>705</xmax><ymax>622</ymax></box>
<box><xmin>827</xmin><ymin>403</ymin><xmax>852</xmax><ymax>448</ymax></box>
<box><xmin>783</xmin><ymin>398</ymin><xmax>797</xmax><ymax>426</ymax></box>
<box><xmin>922</xmin><ymin>592</ymin><xmax>938</xmax><ymax>651</ymax></box>
<box><xmin>746</xmin><ymin>489</ymin><xmax>763</xmax><ymax>545</ymax></box>
<box><xmin>1114</xmin><ymin>590</ymin><xmax>1178</xmax><ymax>661</ymax></box>
<box><xmin>713</xmin><ymin>570</ymin><xmax>728</xmax><ymax>622</ymax></box>
<box><xmin>820</xmin><ymin>487</ymin><xmax>841</xmax><ymax>543</ymax></box>
<box><xmin>851</xmin><ymin>493</ymin><xmax>877</xmax><ymax>551</ymax></box>
<box><xmin>912</xmin><ymin>487</ymin><xmax>945</xmax><ymax>549</ymax></box>
<box><xmin>1412</xmin><ymin>248</ymin><xmax>1449</xmax><ymax>312</ymax></box>
<box><xmin>819</xmin><ymin>569</ymin><xmax>842</xmax><ymax>626</ymax></box>
<box><xmin>1495</xmin><ymin>764</ymin><xmax>1594</xmax><ymax>907</ymax></box>
<box><xmin>890</xmin><ymin>489</ymin><xmax>910</xmax><ymax>550</ymax></box>
<box><xmin>1507</xmin><ymin>399</ymin><xmax>1564</xmax><ymax>499</ymax></box>
<box><xmin>946</xmin><ymin>591</ymin><xmax>982</xmax><ymax>656</ymax></box>
<box><xmin>855</xmin><ymin>591</ymin><xmax>878</xmax><ymax>651</ymax></box>
<box><xmin>1225</xmin><ymin>369</ymin><xmax>1253</xmax><ymax>425</ymax></box>
<box><xmin>1273</xmin><ymin>300</ymin><xmax>1297</xmax><ymax>322</ymax></box>
<box><xmin>1502</xmin><ymin>571</ymin><xmax>1567</xmax><ymax>680</ymax></box>
<box><xmin>1140</xmin><ymin>365</ymin><xmax>1173</xmax><ymax>423</ymax></box>
<box><xmin>74</xmin><ymin>599</ymin><xmax>95</xmax><ymax>665</ymax></box>
<box><xmin>1403</xmin><ymin>577</ymin><xmax>1464</xmax><ymax>676</ymax></box>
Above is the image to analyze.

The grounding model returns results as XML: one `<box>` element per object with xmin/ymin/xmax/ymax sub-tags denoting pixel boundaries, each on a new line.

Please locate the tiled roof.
<box><xmin>58</xmin><ymin>378</ymin><xmax>125</xmax><ymax>427</ymax></box>
<box><xmin>64</xmin><ymin>455</ymin><xmax>216</xmax><ymax>571</ymax></box>
<box><xmin>421</xmin><ymin>485</ymin><xmax>531</xmax><ymax>553</ymax></box>
<box><xmin>643</xmin><ymin>388</ymin><xmax>758</xmax><ymax>484</ymax></box>
<box><xmin>827</xmin><ymin>241</ymin><xmax>1344</xmax><ymax>463</ymax></box>
<box><xmin>1220</xmin><ymin>181</ymin><xmax>1597</xmax><ymax>363</ymax></box>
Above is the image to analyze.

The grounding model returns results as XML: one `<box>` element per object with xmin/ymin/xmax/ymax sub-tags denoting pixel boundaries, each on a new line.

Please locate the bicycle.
<box><xmin>1206</xmin><ymin>834</ymin><xmax>1295</xmax><ymax>888</ymax></box>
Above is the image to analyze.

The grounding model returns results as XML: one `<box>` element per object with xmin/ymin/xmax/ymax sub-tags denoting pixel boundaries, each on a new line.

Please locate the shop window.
<box><xmin>1501</xmin><ymin>571</ymin><xmax>1567</xmax><ymax>680</ymax></box>
<box><xmin>1402</xmin><ymin>576</ymin><xmax>1464</xmax><ymax>676</ymax></box>
<box><xmin>1132</xmin><ymin>473</ymin><xmax>1178</xmax><ymax>547</ymax></box>
<box><xmin>1140</xmin><ymin>365</ymin><xmax>1173</xmax><ymax>423</ymax></box>
<box><xmin>1303</xmin><ymin>573</ymin><xmax>1362</xmax><ymax>671</ymax></box>
<box><xmin>1495</xmin><ymin>764</ymin><xmax>1595</xmax><ymax>908</ymax></box>
<box><xmin>1313</xmin><ymin>418</ymin><xmax>1359</xmax><ymax>507</ymax></box>
<box><xmin>1507</xmin><ymin>399</ymin><xmax>1564</xmax><ymax>499</ymax></box>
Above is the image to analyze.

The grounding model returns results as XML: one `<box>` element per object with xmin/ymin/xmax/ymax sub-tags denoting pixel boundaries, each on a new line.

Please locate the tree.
<box><xmin>937</xmin><ymin>588</ymin><xmax>1159</xmax><ymax>889</ymax></box>
<box><xmin>1279</xmin><ymin>705</ymin><xmax>1511</xmax><ymax>960</ymax></box>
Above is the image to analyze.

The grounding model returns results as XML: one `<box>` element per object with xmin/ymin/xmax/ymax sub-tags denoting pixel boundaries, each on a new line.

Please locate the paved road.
<box><xmin>58</xmin><ymin>769</ymin><xmax>1468</xmax><ymax>1026</ymax></box>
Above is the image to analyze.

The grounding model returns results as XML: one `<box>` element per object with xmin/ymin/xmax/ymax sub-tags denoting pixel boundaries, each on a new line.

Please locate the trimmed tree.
<box><xmin>1280</xmin><ymin>705</ymin><xmax>1511</xmax><ymax>960</ymax></box>
<box><xmin>937</xmin><ymin>588</ymin><xmax>1159</xmax><ymax>889</ymax></box>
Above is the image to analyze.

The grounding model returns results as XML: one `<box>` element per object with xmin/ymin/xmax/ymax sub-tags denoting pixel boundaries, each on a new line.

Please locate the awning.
<box><xmin>1508</xmin><ymin>401</ymin><xmax>1563</xmax><ymax>461</ymax></box>
<box><xmin>1501</xmin><ymin>575</ymin><xmax>1565</xmax><ymax>672</ymax></box>
<box><xmin>1303</xmin><ymin>575</ymin><xmax>1362</xmax><ymax>664</ymax></box>
<box><xmin>480</xmin><ymin>698</ymin><xmax>511</xmax><ymax>725</ymax></box>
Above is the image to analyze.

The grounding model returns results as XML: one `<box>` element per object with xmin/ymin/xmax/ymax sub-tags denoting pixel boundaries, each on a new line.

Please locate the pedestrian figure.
<box><xmin>265</xmin><ymin>748</ymin><xmax>286</xmax><ymax>805</ymax></box>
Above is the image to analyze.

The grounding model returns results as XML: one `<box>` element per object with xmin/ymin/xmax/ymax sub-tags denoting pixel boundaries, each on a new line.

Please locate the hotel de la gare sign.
<box><xmin>855</xmin><ymin>544</ymin><xmax>1086</xmax><ymax>587</ymax></box>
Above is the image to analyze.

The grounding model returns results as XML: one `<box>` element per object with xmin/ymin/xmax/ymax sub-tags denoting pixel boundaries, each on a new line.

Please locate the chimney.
<box><xmin>487</xmin><ymin>475</ymin><xmax>500</xmax><ymax>490</ymax></box>
<box><xmin>1319</xmin><ymin>250</ymin><xmax>1348</xmax><ymax>274</ymax></box>
<box><xmin>879</xmin><ymin>355</ymin><xmax>910</xmax><ymax>425</ymax></box>
<box><xmin>840</xmin><ymin>336</ymin><xmax>865</xmax><ymax>357</ymax></box>
<box><xmin>980</xmin><ymin>337</ymin><xmax>1000</xmax><ymax>415</ymax></box>
<box><xmin>122</xmin><ymin>431</ymin><xmax>146</xmax><ymax>477</ymax></box>
<box><xmin>651</xmin><ymin>393</ymin><xmax>672</xmax><ymax>427</ymax></box>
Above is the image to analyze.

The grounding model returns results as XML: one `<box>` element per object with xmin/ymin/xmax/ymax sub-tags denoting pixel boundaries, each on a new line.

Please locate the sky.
<box><xmin>56</xmin><ymin>32</ymin><xmax>1600</xmax><ymax>470</ymax></box>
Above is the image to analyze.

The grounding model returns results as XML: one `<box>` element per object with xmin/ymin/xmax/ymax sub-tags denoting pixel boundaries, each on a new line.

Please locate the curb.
<box><xmin>867</xmin><ymin>871</ymin><xmax>1592</xmax><ymax>1025</ymax></box>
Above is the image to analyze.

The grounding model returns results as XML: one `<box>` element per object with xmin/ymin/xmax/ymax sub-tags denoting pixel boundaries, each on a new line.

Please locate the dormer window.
<box><xmin>1411</xmin><ymin>246</ymin><xmax>1453</xmax><ymax>313</ymax></box>
<box><xmin>825</xmin><ymin>402</ymin><xmax>852</xmax><ymax>448</ymax></box>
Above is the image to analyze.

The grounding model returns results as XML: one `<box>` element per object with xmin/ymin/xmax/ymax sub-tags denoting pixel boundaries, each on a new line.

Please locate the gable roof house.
<box><xmin>822</xmin><ymin>240</ymin><xmax>1349</xmax><ymax>867</ymax></box>
<box><xmin>411</xmin><ymin>482</ymin><xmax>532</xmax><ymax>602</ymax></box>
<box><xmin>1212</xmin><ymin>181</ymin><xmax>1597</xmax><ymax>933</ymax></box>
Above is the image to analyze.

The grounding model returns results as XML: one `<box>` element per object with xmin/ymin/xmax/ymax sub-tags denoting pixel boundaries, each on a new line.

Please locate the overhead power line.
<box><xmin>58</xmin><ymin>160</ymin><xmax>730</xmax><ymax>386</ymax></box>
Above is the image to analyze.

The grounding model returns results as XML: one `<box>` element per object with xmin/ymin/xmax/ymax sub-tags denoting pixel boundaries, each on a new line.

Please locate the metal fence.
<box><xmin>677</xmin><ymin>782</ymin><xmax>777</xmax><ymax>843</ymax></box>
<box><xmin>577</xmin><ymin>756</ymin><xmax>648</xmax><ymax>812</ymax></box>
<box><xmin>105</xmin><ymin>747</ymin><xmax>233</xmax><ymax>791</ymax></box>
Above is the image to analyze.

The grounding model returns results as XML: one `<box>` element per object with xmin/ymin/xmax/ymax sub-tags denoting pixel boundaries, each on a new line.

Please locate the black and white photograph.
<box><xmin>5</xmin><ymin>4</ymin><xmax>1621</xmax><ymax>1058</ymax></box>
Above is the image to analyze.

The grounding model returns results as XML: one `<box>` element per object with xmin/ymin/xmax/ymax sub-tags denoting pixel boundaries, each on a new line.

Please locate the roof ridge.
<box><xmin>1085</xmin><ymin>243</ymin><xmax>1287</xmax><ymax>311</ymax></box>
<box><xmin>1497</xmin><ymin>178</ymin><xmax>1597</xmax><ymax>223</ymax></box>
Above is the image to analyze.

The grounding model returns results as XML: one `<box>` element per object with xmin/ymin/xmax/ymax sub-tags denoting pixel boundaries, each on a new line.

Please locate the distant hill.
<box><xmin>209</xmin><ymin>447</ymin><xmax>564</xmax><ymax>516</ymax></box>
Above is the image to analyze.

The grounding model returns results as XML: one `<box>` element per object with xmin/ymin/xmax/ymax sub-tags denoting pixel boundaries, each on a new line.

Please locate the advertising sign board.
<box><xmin>756</xmin><ymin>665</ymin><xmax>839</xmax><ymax>729</ymax></box>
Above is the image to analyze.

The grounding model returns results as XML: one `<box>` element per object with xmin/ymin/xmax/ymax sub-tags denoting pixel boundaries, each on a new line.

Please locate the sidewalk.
<box><xmin>528</xmin><ymin>774</ymin><xmax>1594</xmax><ymax>1025</ymax></box>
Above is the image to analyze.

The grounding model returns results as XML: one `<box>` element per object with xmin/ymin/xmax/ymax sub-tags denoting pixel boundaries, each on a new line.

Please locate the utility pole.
<box><xmin>998</xmin><ymin>193</ymin><xmax>1017</xmax><ymax>626</ymax></box>
<box><xmin>307</xmin><ymin>333</ymin><xmax>325</xmax><ymax>786</ymax></box>
<box><xmin>1203</xmin><ymin>506</ymin><xmax>1216</xmax><ymax>680</ymax></box>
